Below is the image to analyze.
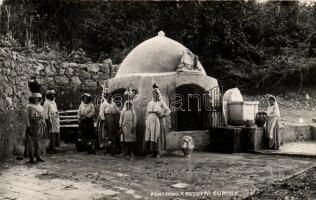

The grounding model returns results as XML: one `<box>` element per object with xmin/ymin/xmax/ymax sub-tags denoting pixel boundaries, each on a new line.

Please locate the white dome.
<box><xmin>115</xmin><ymin>32</ymin><xmax>205</xmax><ymax>77</ymax></box>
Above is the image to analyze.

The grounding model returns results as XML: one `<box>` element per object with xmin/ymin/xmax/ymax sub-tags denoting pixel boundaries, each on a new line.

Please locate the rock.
<box><xmin>59</xmin><ymin>68</ymin><xmax>65</xmax><ymax>75</ymax></box>
<box><xmin>55</xmin><ymin>76</ymin><xmax>69</xmax><ymax>85</ymax></box>
<box><xmin>45</xmin><ymin>65</ymin><xmax>56</xmax><ymax>76</ymax></box>
<box><xmin>100</xmin><ymin>64</ymin><xmax>110</xmax><ymax>73</ymax></box>
<box><xmin>85</xmin><ymin>79</ymin><xmax>97</xmax><ymax>87</ymax></box>
<box><xmin>5</xmin><ymin>96</ymin><xmax>13</xmax><ymax>107</ymax></box>
<box><xmin>69</xmin><ymin>62</ymin><xmax>78</xmax><ymax>68</ymax></box>
<box><xmin>103</xmin><ymin>58</ymin><xmax>112</xmax><ymax>66</ymax></box>
<box><xmin>4</xmin><ymin>68</ymin><xmax>10</xmax><ymax>75</ymax></box>
<box><xmin>70</xmin><ymin>76</ymin><xmax>81</xmax><ymax>86</ymax></box>
<box><xmin>65</xmin><ymin>68</ymin><xmax>74</xmax><ymax>76</ymax></box>
<box><xmin>98</xmin><ymin>80</ymin><xmax>105</xmax><ymax>87</ymax></box>
<box><xmin>9</xmin><ymin>70</ymin><xmax>16</xmax><ymax>77</ymax></box>
<box><xmin>15</xmin><ymin>91</ymin><xmax>22</xmax><ymax>98</ymax></box>
<box><xmin>62</xmin><ymin>62</ymin><xmax>69</xmax><ymax>68</ymax></box>
<box><xmin>5</xmin><ymin>86</ymin><xmax>13</xmax><ymax>96</ymax></box>
<box><xmin>79</xmin><ymin>70</ymin><xmax>91</xmax><ymax>79</ymax></box>
<box><xmin>87</xmin><ymin>64</ymin><xmax>100</xmax><ymax>73</ymax></box>
<box><xmin>43</xmin><ymin>77</ymin><xmax>54</xmax><ymax>85</ymax></box>
<box><xmin>4</xmin><ymin>60</ymin><xmax>11</xmax><ymax>68</ymax></box>
<box><xmin>74</xmin><ymin>69</ymin><xmax>79</xmax><ymax>76</ymax></box>
<box><xmin>34</xmin><ymin>62</ymin><xmax>45</xmax><ymax>71</ymax></box>
<box><xmin>92</xmin><ymin>74</ymin><xmax>100</xmax><ymax>80</ymax></box>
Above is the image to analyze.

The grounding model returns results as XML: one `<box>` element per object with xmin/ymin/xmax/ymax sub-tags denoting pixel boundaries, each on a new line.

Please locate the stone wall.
<box><xmin>0</xmin><ymin>47</ymin><xmax>117</xmax><ymax>160</ymax></box>
<box><xmin>279</xmin><ymin>124</ymin><xmax>316</xmax><ymax>143</ymax></box>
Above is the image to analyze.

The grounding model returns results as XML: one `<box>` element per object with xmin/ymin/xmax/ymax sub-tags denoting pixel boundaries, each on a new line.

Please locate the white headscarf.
<box><xmin>267</xmin><ymin>95</ymin><xmax>280</xmax><ymax>117</ymax></box>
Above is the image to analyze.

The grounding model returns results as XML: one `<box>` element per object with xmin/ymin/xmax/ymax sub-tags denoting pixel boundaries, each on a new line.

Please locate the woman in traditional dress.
<box><xmin>43</xmin><ymin>90</ymin><xmax>60</xmax><ymax>153</ymax></box>
<box><xmin>265</xmin><ymin>95</ymin><xmax>281</xmax><ymax>150</ymax></box>
<box><xmin>25</xmin><ymin>93</ymin><xmax>46</xmax><ymax>163</ymax></box>
<box><xmin>144</xmin><ymin>88</ymin><xmax>171</xmax><ymax>158</ymax></box>
<box><xmin>99</xmin><ymin>93</ymin><xmax>121</xmax><ymax>154</ymax></box>
<box><xmin>119</xmin><ymin>101</ymin><xmax>137</xmax><ymax>157</ymax></box>
<box><xmin>78</xmin><ymin>93</ymin><xmax>96</xmax><ymax>142</ymax></box>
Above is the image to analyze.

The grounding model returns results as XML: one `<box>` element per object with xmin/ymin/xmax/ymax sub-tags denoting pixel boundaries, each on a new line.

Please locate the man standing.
<box><xmin>43</xmin><ymin>89</ymin><xmax>60</xmax><ymax>153</ymax></box>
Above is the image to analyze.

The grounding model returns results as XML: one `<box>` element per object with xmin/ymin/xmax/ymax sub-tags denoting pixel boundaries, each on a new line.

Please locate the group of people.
<box><xmin>78</xmin><ymin>86</ymin><xmax>171</xmax><ymax>158</ymax></box>
<box><xmin>24</xmin><ymin>81</ymin><xmax>281</xmax><ymax>163</ymax></box>
<box><xmin>25</xmin><ymin>85</ymin><xmax>171</xmax><ymax>163</ymax></box>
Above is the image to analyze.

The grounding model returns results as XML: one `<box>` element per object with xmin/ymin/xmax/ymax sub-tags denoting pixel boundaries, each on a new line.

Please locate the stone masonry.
<box><xmin>0</xmin><ymin>47</ymin><xmax>118</xmax><ymax>160</ymax></box>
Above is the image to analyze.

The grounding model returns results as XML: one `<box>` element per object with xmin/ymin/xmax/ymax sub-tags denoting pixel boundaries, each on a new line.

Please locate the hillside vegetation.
<box><xmin>0</xmin><ymin>0</ymin><xmax>315</xmax><ymax>93</ymax></box>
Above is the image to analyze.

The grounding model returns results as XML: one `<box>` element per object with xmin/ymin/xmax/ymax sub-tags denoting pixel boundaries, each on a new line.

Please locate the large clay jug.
<box><xmin>255</xmin><ymin>112</ymin><xmax>267</xmax><ymax>127</ymax></box>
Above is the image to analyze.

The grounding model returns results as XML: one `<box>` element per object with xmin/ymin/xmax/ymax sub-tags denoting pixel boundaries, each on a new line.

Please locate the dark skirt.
<box><xmin>79</xmin><ymin>118</ymin><xmax>95</xmax><ymax>140</ymax></box>
<box><xmin>145</xmin><ymin>141</ymin><xmax>159</xmax><ymax>153</ymax></box>
<box><xmin>104</xmin><ymin>114</ymin><xmax>119</xmax><ymax>140</ymax></box>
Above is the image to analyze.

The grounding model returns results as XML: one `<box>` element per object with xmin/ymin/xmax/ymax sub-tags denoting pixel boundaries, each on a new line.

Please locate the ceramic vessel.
<box><xmin>255</xmin><ymin>112</ymin><xmax>267</xmax><ymax>127</ymax></box>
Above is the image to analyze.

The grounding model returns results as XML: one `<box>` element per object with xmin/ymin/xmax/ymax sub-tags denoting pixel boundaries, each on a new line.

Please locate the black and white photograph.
<box><xmin>0</xmin><ymin>0</ymin><xmax>315</xmax><ymax>199</ymax></box>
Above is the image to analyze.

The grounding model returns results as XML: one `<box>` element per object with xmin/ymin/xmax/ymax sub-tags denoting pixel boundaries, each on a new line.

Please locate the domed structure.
<box><xmin>103</xmin><ymin>31</ymin><xmax>219</xmax><ymax>152</ymax></box>
<box><xmin>116</xmin><ymin>31</ymin><xmax>206</xmax><ymax>77</ymax></box>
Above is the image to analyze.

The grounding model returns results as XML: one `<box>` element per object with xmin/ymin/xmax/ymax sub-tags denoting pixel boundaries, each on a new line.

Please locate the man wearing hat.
<box><xmin>43</xmin><ymin>89</ymin><xmax>60</xmax><ymax>153</ymax></box>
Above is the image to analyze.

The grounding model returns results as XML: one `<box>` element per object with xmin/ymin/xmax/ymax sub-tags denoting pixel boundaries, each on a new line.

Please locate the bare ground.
<box><xmin>248</xmin><ymin>166</ymin><xmax>316</xmax><ymax>200</ymax></box>
<box><xmin>0</xmin><ymin>150</ymin><xmax>315</xmax><ymax>200</ymax></box>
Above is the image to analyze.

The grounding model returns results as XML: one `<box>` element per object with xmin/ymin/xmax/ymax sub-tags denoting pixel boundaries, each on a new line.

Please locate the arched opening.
<box><xmin>174</xmin><ymin>84</ymin><xmax>209</xmax><ymax>131</ymax></box>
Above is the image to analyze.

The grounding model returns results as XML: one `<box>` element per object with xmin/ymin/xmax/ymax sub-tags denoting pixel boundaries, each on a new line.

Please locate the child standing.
<box><xmin>119</xmin><ymin>101</ymin><xmax>137</xmax><ymax>157</ymax></box>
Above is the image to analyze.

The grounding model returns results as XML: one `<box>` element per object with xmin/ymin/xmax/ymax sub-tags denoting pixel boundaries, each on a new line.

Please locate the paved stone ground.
<box><xmin>0</xmin><ymin>150</ymin><xmax>315</xmax><ymax>200</ymax></box>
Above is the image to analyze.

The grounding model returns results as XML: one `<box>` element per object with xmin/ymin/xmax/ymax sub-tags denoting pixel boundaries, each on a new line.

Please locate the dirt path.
<box><xmin>248</xmin><ymin>166</ymin><xmax>316</xmax><ymax>199</ymax></box>
<box><xmin>0</xmin><ymin>151</ymin><xmax>315</xmax><ymax>200</ymax></box>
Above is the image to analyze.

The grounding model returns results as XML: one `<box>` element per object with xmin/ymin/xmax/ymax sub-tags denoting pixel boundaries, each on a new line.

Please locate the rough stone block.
<box><xmin>59</xmin><ymin>68</ymin><xmax>65</xmax><ymax>75</ymax></box>
<box><xmin>70</xmin><ymin>76</ymin><xmax>81</xmax><ymax>86</ymax></box>
<box><xmin>79</xmin><ymin>70</ymin><xmax>91</xmax><ymax>79</ymax></box>
<box><xmin>87</xmin><ymin>64</ymin><xmax>100</xmax><ymax>73</ymax></box>
<box><xmin>62</xmin><ymin>62</ymin><xmax>69</xmax><ymax>68</ymax></box>
<box><xmin>43</xmin><ymin>77</ymin><xmax>54</xmax><ymax>85</ymax></box>
<box><xmin>92</xmin><ymin>74</ymin><xmax>100</xmax><ymax>80</ymax></box>
<box><xmin>65</xmin><ymin>68</ymin><xmax>74</xmax><ymax>76</ymax></box>
<box><xmin>45</xmin><ymin>65</ymin><xmax>56</xmax><ymax>76</ymax></box>
<box><xmin>55</xmin><ymin>76</ymin><xmax>69</xmax><ymax>85</ymax></box>
<box><xmin>34</xmin><ymin>62</ymin><xmax>45</xmax><ymax>71</ymax></box>
<box><xmin>85</xmin><ymin>79</ymin><xmax>97</xmax><ymax>87</ymax></box>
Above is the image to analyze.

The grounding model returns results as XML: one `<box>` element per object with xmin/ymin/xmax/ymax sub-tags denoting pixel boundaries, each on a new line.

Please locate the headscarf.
<box><xmin>267</xmin><ymin>95</ymin><xmax>280</xmax><ymax>117</ymax></box>
<box><xmin>46</xmin><ymin>89</ymin><xmax>55</xmax><ymax>95</ymax></box>
<box><xmin>81</xmin><ymin>93</ymin><xmax>92</xmax><ymax>103</ymax></box>
<box><xmin>30</xmin><ymin>93</ymin><xmax>42</xmax><ymax>98</ymax></box>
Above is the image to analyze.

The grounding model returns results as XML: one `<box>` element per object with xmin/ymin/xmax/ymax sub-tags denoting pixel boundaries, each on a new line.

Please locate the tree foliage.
<box><xmin>0</xmin><ymin>0</ymin><xmax>315</xmax><ymax>93</ymax></box>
